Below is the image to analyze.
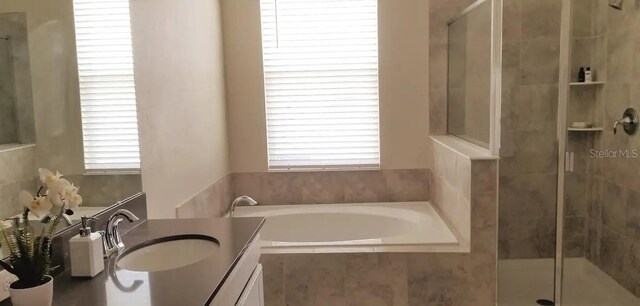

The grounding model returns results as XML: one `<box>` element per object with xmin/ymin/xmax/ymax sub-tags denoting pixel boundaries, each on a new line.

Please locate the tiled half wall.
<box><xmin>176</xmin><ymin>169</ymin><xmax>431</xmax><ymax>218</ymax></box>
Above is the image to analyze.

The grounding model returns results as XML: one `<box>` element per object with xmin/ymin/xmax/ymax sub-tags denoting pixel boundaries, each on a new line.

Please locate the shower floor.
<box><xmin>499</xmin><ymin>258</ymin><xmax>640</xmax><ymax>306</ymax></box>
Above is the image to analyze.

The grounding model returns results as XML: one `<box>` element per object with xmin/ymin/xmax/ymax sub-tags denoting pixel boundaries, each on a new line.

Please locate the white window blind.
<box><xmin>260</xmin><ymin>0</ymin><xmax>380</xmax><ymax>170</ymax></box>
<box><xmin>73</xmin><ymin>0</ymin><xmax>140</xmax><ymax>171</ymax></box>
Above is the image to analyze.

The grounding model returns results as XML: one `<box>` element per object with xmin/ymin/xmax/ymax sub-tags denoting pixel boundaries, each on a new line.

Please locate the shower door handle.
<box><xmin>564</xmin><ymin>152</ymin><xmax>574</xmax><ymax>172</ymax></box>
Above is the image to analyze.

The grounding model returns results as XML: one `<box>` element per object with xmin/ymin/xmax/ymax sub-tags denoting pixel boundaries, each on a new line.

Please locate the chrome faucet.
<box><xmin>102</xmin><ymin>209</ymin><xmax>139</xmax><ymax>257</ymax></box>
<box><xmin>230</xmin><ymin>196</ymin><xmax>258</xmax><ymax>218</ymax></box>
<box><xmin>613</xmin><ymin>108</ymin><xmax>638</xmax><ymax>135</ymax></box>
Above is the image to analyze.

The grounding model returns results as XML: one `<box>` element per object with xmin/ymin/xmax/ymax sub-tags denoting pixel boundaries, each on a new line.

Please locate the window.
<box><xmin>260</xmin><ymin>0</ymin><xmax>380</xmax><ymax>170</ymax></box>
<box><xmin>73</xmin><ymin>0</ymin><xmax>140</xmax><ymax>171</ymax></box>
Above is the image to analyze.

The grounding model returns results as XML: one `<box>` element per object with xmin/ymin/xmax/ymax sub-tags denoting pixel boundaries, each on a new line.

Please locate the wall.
<box><xmin>569</xmin><ymin>0</ymin><xmax>640</xmax><ymax>297</ymax></box>
<box><xmin>1</xmin><ymin>0</ymin><xmax>84</xmax><ymax>174</ymax></box>
<box><xmin>498</xmin><ymin>0</ymin><xmax>562</xmax><ymax>259</ymax></box>
<box><xmin>221</xmin><ymin>0</ymin><xmax>430</xmax><ymax>173</ymax></box>
<box><xmin>131</xmin><ymin>0</ymin><xmax>230</xmax><ymax>219</ymax></box>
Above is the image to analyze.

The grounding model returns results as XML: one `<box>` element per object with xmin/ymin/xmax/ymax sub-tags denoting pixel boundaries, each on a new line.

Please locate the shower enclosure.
<box><xmin>444</xmin><ymin>0</ymin><xmax>640</xmax><ymax>305</ymax></box>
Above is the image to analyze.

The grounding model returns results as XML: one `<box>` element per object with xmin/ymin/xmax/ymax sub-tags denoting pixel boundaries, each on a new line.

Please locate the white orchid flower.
<box><xmin>63</xmin><ymin>184</ymin><xmax>82</xmax><ymax>208</ymax></box>
<box><xmin>38</xmin><ymin>168</ymin><xmax>62</xmax><ymax>187</ymax></box>
<box><xmin>18</xmin><ymin>191</ymin><xmax>53</xmax><ymax>217</ymax></box>
<box><xmin>68</xmin><ymin>194</ymin><xmax>83</xmax><ymax>209</ymax></box>
<box><xmin>48</xmin><ymin>178</ymin><xmax>71</xmax><ymax>197</ymax></box>
<box><xmin>46</xmin><ymin>190</ymin><xmax>64</xmax><ymax>207</ymax></box>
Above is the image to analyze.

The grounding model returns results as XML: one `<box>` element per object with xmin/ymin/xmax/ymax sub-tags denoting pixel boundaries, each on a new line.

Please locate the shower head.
<box><xmin>609</xmin><ymin>0</ymin><xmax>623</xmax><ymax>10</ymax></box>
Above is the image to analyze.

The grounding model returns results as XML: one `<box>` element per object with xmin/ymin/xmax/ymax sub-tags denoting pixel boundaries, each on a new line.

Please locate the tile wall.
<box><xmin>232</xmin><ymin>169</ymin><xmax>431</xmax><ymax>206</ymax></box>
<box><xmin>498</xmin><ymin>0</ymin><xmax>562</xmax><ymax>259</ymax></box>
<box><xmin>176</xmin><ymin>175</ymin><xmax>232</xmax><ymax>218</ymax></box>
<box><xmin>570</xmin><ymin>0</ymin><xmax>640</xmax><ymax>297</ymax></box>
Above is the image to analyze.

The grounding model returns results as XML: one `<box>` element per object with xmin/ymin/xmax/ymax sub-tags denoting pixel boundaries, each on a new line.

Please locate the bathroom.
<box><xmin>0</xmin><ymin>0</ymin><xmax>638</xmax><ymax>305</ymax></box>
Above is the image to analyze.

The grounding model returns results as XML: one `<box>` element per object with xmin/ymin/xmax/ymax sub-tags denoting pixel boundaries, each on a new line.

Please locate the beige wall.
<box><xmin>2</xmin><ymin>0</ymin><xmax>85</xmax><ymax>174</ymax></box>
<box><xmin>221</xmin><ymin>0</ymin><xmax>431</xmax><ymax>173</ymax></box>
<box><xmin>131</xmin><ymin>0</ymin><xmax>230</xmax><ymax>219</ymax></box>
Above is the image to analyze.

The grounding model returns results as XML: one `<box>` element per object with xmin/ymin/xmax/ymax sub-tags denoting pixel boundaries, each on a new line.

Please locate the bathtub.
<box><xmin>233</xmin><ymin>202</ymin><xmax>462</xmax><ymax>253</ymax></box>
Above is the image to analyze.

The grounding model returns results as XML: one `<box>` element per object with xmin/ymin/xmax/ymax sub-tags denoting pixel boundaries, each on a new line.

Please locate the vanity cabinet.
<box><xmin>236</xmin><ymin>264</ymin><xmax>264</xmax><ymax>306</ymax></box>
<box><xmin>211</xmin><ymin>234</ymin><xmax>263</xmax><ymax>306</ymax></box>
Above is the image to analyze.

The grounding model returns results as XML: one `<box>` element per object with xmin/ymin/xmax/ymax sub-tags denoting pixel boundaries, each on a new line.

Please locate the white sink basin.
<box><xmin>117</xmin><ymin>235</ymin><xmax>219</xmax><ymax>272</ymax></box>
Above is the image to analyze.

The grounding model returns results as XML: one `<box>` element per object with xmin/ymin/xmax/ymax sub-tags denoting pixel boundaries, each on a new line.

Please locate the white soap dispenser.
<box><xmin>70</xmin><ymin>216</ymin><xmax>104</xmax><ymax>277</ymax></box>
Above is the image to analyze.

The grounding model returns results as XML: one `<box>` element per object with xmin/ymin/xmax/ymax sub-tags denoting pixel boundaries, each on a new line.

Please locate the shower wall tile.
<box><xmin>626</xmin><ymin>190</ymin><xmax>640</xmax><ymax>243</ymax></box>
<box><xmin>564</xmin><ymin>216</ymin><xmax>586</xmax><ymax>257</ymax></box>
<box><xmin>565</xmin><ymin>173</ymin><xmax>588</xmax><ymax>217</ymax></box>
<box><xmin>503</xmin><ymin>0</ymin><xmax>522</xmax><ymax>42</ymax></box>
<box><xmin>499</xmin><ymin>216</ymin><xmax>556</xmax><ymax>259</ymax></box>
<box><xmin>521</xmin><ymin>0</ymin><xmax>562</xmax><ymax>40</ymax></box>
<box><xmin>231</xmin><ymin>169</ymin><xmax>431</xmax><ymax>206</ymax></box>
<box><xmin>572</xmin><ymin>0</ymin><xmax>593</xmax><ymax>38</ymax></box>
<box><xmin>622</xmin><ymin>242</ymin><xmax>640</xmax><ymax>297</ymax></box>
<box><xmin>606</xmin><ymin>29</ymin><xmax>633</xmax><ymax>83</ymax></box>
<box><xmin>514</xmin><ymin>85</ymin><xmax>558</xmax><ymax>132</ymax></box>
<box><xmin>519</xmin><ymin>38</ymin><xmax>561</xmax><ymax>85</ymax></box>
<box><xmin>601</xmin><ymin>179</ymin><xmax>627</xmax><ymax>233</ymax></box>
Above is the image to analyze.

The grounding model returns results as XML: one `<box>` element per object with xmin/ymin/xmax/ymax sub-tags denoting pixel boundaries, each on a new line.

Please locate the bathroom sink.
<box><xmin>117</xmin><ymin>235</ymin><xmax>220</xmax><ymax>272</ymax></box>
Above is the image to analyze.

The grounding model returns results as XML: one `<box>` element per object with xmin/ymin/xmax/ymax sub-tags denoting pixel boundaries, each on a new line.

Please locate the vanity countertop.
<box><xmin>0</xmin><ymin>217</ymin><xmax>265</xmax><ymax>306</ymax></box>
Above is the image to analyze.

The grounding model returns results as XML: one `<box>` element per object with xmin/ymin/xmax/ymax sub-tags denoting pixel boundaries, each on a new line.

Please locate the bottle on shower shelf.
<box><xmin>578</xmin><ymin>67</ymin><xmax>586</xmax><ymax>82</ymax></box>
<box><xmin>585</xmin><ymin>67</ymin><xmax>593</xmax><ymax>82</ymax></box>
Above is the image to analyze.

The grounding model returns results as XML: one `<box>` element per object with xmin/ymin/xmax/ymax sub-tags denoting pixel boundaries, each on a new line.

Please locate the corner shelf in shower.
<box><xmin>567</xmin><ymin>127</ymin><xmax>604</xmax><ymax>132</ymax></box>
<box><xmin>569</xmin><ymin>81</ymin><xmax>605</xmax><ymax>87</ymax></box>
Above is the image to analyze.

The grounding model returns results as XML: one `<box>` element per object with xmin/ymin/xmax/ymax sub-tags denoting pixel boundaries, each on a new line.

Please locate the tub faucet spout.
<box><xmin>230</xmin><ymin>196</ymin><xmax>258</xmax><ymax>218</ymax></box>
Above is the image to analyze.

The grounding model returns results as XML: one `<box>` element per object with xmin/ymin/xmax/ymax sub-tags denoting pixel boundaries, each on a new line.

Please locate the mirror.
<box><xmin>0</xmin><ymin>0</ymin><xmax>142</xmax><ymax>245</ymax></box>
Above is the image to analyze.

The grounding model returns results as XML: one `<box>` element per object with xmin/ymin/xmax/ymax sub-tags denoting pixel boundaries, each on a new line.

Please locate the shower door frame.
<box><xmin>554</xmin><ymin>0</ymin><xmax>573</xmax><ymax>304</ymax></box>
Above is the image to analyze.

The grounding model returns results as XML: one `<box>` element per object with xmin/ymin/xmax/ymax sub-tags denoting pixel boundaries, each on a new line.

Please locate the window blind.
<box><xmin>260</xmin><ymin>0</ymin><xmax>380</xmax><ymax>170</ymax></box>
<box><xmin>73</xmin><ymin>0</ymin><xmax>140</xmax><ymax>171</ymax></box>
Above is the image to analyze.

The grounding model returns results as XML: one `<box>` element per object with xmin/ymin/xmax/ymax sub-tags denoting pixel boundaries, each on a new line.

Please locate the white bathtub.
<box><xmin>234</xmin><ymin>202</ymin><xmax>462</xmax><ymax>253</ymax></box>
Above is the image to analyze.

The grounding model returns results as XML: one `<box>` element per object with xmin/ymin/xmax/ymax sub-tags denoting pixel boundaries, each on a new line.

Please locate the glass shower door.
<box><xmin>560</xmin><ymin>0</ymin><xmax>640</xmax><ymax>305</ymax></box>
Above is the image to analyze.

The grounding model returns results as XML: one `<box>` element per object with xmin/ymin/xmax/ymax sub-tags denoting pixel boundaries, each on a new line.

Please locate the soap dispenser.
<box><xmin>70</xmin><ymin>216</ymin><xmax>104</xmax><ymax>277</ymax></box>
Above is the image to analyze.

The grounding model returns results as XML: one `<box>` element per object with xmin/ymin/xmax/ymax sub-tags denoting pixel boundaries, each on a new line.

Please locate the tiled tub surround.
<box><xmin>260</xmin><ymin>160</ymin><xmax>498</xmax><ymax>306</ymax></box>
<box><xmin>431</xmin><ymin>135</ymin><xmax>498</xmax><ymax>249</ymax></box>
<box><xmin>232</xmin><ymin>169</ymin><xmax>431</xmax><ymax>205</ymax></box>
<box><xmin>175</xmin><ymin>169</ymin><xmax>430</xmax><ymax>218</ymax></box>
<box><xmin>65</xmin><ymin>173</ymin><xmax>142</xmax><ymax>207</ymax></box>
<box><xmin>176</xmin><ymin>174</ymin><xmax>233</xmax><ymax>218</ymax></box>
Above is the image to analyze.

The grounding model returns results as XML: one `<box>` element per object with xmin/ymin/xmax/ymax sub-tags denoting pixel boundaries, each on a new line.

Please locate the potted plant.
<box><xmin>0</xmin><ymin>169</ymin><xmax>82</xmax><ymax>306</ymax></box>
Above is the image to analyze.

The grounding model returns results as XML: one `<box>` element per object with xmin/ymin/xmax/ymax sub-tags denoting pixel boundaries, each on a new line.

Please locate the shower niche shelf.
<box><xmin>567</xmin><ymin>127</ymin><xmax>604</xmax><ymax>132</ymax></box>
<box><xmin>569</xmin><ymin>81</ymin><xmax>604</xmax><ymax>87</ymax></box>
